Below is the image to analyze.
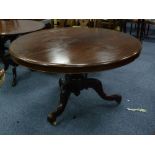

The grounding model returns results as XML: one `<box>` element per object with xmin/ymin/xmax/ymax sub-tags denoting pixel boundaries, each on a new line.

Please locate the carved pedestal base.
<box><xmin>47</xmin><ymin>74</ymin><xmax>122</xmax><ymax>125</ymax></box>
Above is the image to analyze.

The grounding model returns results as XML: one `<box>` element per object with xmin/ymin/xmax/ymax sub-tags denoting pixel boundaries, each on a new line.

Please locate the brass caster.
<box><xmin>47</xmin><ymin>113</ymin><xmax>57</xmax><ymax>126</ymax></box>
<box><xmin>52</xmin><ymin>121</ymin><xmax>57</xmax><ymax>126</ymax></box>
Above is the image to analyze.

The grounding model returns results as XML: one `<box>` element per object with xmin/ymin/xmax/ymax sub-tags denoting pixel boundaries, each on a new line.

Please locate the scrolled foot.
<box><xmin>112</xmin><ymin>95</ymin><xmax>122</xmax><ymax>104</ymax></box>
<box><xmin>85</xmin><ymin>78</ymin><xmax>122</xmax><ymax>104</ymax></box>
<box><xmin>47</xmin><ymin>113</ymin><xmax>57</xmax><ymax>126</ymax></box>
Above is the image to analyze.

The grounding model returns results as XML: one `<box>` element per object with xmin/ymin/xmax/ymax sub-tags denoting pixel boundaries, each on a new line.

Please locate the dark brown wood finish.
<box><xmin>0</xmin><ymin>20</ymin><xmax>45</xmax><ymax>36</ymax></box>
<box><xmin>0</xmin><ymin>20</ymin><xmax>45</xmax><ymax>86</ymax></box>
<box><xmin>10</xmin><ymin>27</ymin><xmax>141</xmax><ymax>73</ymax></box>
<box><xmin>9</xmin><ymin>27</ymin><xmax>142</xmax><ymax>125</ymax></box>
<box><xmin>48</xmin><ymin>74</ymin><xmax>122</xmax><ymax>125</ymax></box>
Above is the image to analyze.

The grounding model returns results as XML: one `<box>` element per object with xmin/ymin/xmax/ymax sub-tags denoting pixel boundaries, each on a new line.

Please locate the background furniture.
<box><xmin>0</xmin><ymin>69</ymin><xmax>5</xmax><ymax>87</ymax></box>
<box><xmin>55</xmin><ymin>19</ymin><xmax>125</xmax><ymax>30</ymax></box>
<box><xmin>128</xmin><ymin>19</ymin><xmax>146</xmax><ymax>40</ymax></box>
<box><xmin>0</xmin><ymin>20</ymin><xmax>45</xmax><ymax>86</ymax></box>
<box><xmin>143</xmin><ymin>19</ymin><xmax>155</xmax><ymax>37</ymax></box>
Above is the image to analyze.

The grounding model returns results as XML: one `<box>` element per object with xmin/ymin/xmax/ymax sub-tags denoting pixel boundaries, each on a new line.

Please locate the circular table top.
<box><xmin>0</xmin><ymin>20</ymin><xmax>45</xmax><ymax>36</ymax></box>
<box><xmin>9</xmin><ymin>27</ymin><xmax>142</xmax><ymax>73</ymax></box>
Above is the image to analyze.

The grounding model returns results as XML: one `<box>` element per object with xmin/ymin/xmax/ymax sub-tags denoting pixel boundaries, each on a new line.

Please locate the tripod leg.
<box><xmin>48</xmin><ymin>89</ymin><xmax>71</xmax><ymax>125</ymax></box>
<box><xmin>85</xmin><ymin>78</ymin><xmax>122</xmax><ymax>104</ymax></box>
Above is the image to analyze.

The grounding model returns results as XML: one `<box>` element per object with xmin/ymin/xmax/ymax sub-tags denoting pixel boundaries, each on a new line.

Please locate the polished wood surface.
<box><xmin>0</xmin><ymin>20</ymin><xmax>44</xmax><ymax>86</ymax></box>
<box><xmin>0</xmin><ymin>20</ymin><xmax>45</xmax><ymax>36</ymax></box>
<box><xmin>10</xmin><ymin>27</ymin><xmax>141</xmax><ymax>73</ymax></box>
<box><xmin>9</xmin><ymin>27</ymin><xmax>142</xmax><ymax>125</ymax></box>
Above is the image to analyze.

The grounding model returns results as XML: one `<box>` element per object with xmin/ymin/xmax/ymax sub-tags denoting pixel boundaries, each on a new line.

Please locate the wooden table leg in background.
<box><xmin>0</xmin><ymin>36</ymin><xmax>9</xmax><ymax>70</ymax></box>
<box><xmin>136</xmin><ymin>19</ymin><xmax>145</xmax><ymax>41</ymax></box>
<box><xmin>47</xmin><ymin>74</ymin><xmax>122</xmax><ymax>125</ymax></box>
<box><xmin>0</xmin><ymin>36</ymin><xmax>17</xmax><ymax>86</ymax></box>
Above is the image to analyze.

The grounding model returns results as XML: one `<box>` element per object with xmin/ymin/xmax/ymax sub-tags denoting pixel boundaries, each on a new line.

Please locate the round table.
<box><xmin>0</xmin><ymin>20</ymin><xmax>45</xmax><ymax>36</ymax></box>
<box><xmin>0</xmin><ymin>20</ymin><xmax>45</xmax><ymax>86</ymax></box>
<box><xmin>9</xmin><ymin>27</ymin><xmax>142</xmax><ymax>125</ymax></box>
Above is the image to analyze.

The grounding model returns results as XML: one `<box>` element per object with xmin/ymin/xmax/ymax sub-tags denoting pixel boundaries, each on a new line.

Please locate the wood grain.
<box><xmin>0</xmin><ymin>20</ymin><xmax>45</xmax><ymax>36</ymax></box>
<box><xmin>9</xmin><ymin>27</ymin><xmax>142</xmax><ymax>73</ymax></box>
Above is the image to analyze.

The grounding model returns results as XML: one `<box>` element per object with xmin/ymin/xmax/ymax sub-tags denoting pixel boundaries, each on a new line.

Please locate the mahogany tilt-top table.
<box><xmin>9</xmin><ymin>27</ymin><xmax>142</xmax><ymax>125</ymax></box>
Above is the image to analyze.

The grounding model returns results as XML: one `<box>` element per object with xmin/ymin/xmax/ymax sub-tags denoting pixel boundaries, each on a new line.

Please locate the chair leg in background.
<box><xmin>146</xmin><ymin>24</ymin><xmax>150</xmax><ymax>36</ymax></box>
<box><xmin>130</xmin><ymin>23</ymin><xmax>133</xmax><ymax>34</ymax></box>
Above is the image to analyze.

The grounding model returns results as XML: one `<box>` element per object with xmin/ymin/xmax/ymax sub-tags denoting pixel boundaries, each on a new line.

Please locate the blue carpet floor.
<box><xmin>1</xmin><ymin>31</ymin><xmax>155</xmax><ymax>135</ymax></box>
